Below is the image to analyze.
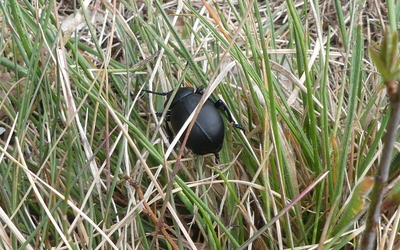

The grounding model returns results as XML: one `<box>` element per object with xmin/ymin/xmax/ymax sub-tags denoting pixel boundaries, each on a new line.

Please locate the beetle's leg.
<box><xmin>155</xmin><ymin>110</ymin><xmax>174</xmax><ymax>141</ymax></box>
<box><xmin>152</xmin><ymin>111</ymin><xmax>174</xmax><ymax>142</ymax></box>
<box><xmin>214</xmin><ymin>153</ymin><xmax>220</xmax><ymax>164</ymax></box>
<box><xmin>195</xmin><ymin>85</ymin><xmax>245</xmax><ymax>132</ymax></box>
<box><xmin>214</xmin><ymin>100</ymin><xmax>245</xmax><ymax>132</ymax></box>
<box><xmin>164</xmin><ymin>123</ymin><xmax>175</xmax><ymax>143</ymax></box>
<box><xmin>155</xmin><ymin>110</ymin><xmax>170</xmax><ymax>118</ymax></box>
<box><xmin>164</xmin><ymin>111</ymin><xmax>172</xmax><ymax>122</ymax></box>
<box><xmin>195</xmin><ymin>86</ymin><xmax>205</xmax><ymax>94</ymax></box>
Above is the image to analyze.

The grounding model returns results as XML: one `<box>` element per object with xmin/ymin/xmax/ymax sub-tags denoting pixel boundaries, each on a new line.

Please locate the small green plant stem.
<box><xmin>361</xmin><ymin>89</ymin><xmax>400</xmax><ymax>249</ymax></box>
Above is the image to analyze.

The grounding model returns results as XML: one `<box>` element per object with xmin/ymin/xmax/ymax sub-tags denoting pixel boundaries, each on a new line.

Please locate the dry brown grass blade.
<box><xmin>200</xmin><ymin>0</ymin><xmax>231</xmax><ymax>42</ymax></box>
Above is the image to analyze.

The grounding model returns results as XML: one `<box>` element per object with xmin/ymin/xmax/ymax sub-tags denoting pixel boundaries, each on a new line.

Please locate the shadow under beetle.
<box><xmin>143</xmin><ymin>86</ymin><xmax>245</xmax><ymax>161</ymax></box>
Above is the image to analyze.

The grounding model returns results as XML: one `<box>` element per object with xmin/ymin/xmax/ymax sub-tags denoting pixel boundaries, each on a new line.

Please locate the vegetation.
<box><xmin>0</xmin><ymin>0</ymin><xmax>399</xmax><ymax>249</ymax></box>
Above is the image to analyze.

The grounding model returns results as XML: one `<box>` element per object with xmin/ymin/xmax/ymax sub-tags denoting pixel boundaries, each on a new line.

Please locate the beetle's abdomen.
<box><xmin>169</xmin><ymin>94</ymin><xmax>225</xmax><ymax>155</ymax></box>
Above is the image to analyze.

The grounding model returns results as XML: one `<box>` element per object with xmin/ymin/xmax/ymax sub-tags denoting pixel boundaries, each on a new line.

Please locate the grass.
<box><xmin>0</xmin><ymin>0</ymin><xmax>399</xmax><ymax>249</ymax></box>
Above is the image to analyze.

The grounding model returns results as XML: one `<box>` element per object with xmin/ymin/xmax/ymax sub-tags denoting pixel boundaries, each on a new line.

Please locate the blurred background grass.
<box><xmin>0</xmin><ymin>0</ymin><xmax>399</xmax><ymax>249</ymax></box>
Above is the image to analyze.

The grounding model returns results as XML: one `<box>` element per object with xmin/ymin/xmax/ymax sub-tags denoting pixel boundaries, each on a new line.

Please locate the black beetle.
<box><xmin>143</xmin><ymin>86</ymin><xmax>244</xmax><ymax>160</ymax></box>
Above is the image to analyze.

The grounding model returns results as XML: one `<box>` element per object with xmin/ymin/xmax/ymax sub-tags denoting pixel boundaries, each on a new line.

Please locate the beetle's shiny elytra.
<box><xmin>143</xmin><ymin>86</ymin><xmax>244</xmax><ymax>160</ymax></box>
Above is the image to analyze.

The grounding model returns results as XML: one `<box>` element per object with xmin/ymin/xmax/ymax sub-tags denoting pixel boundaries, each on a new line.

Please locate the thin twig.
<box><xmin>124</xmin><ymin>176</ymin><xmax>180</xmax><ymax>250</ymax></box>
<box><xmin>361</xmin><ymin>84</ymin><xmax>400</xmax><ymax>249</ymax></box>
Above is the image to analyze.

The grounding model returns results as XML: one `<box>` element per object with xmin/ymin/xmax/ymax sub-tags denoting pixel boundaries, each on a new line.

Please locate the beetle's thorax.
<box><xmin>166</xmin><ymin>87</ymin><xmax>195</xmax><ymax>108</ymax></box>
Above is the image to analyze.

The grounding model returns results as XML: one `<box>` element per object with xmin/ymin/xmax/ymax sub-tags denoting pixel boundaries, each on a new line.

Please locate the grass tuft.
<box><xmin>0</xmin><ymin>0</ymin><xmax>399</xmax><ymax>249</ymax></box>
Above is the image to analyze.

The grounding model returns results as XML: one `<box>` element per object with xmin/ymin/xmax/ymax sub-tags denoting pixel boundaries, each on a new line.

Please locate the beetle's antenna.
<box><xmin>142</xmin><ymin>89</ymin><xmax>168</xmax><ymax>96</ymax></box>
